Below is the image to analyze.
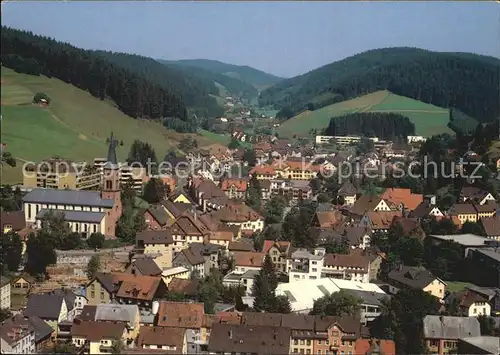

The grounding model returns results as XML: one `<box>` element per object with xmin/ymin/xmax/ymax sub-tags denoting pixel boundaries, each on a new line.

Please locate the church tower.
<box><xmin>101</xmin><ymin>132</ymin><xmax>122</xmax><ymax>237</ymax></box>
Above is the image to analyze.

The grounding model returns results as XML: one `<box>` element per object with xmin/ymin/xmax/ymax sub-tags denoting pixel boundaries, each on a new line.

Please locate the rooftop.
<box><xmin>162</xmin><ymin>266</ymin><xmax>189</xmax><ymax>277</ymax></box>
<box><xmin>429</xmin><ymin>234</ymin><xmax>490</xmax><ymax>246</ymax></box>
<box><xmin>23</xmin><ymin>188</ymin><xmax>114</xmax><ymax>208</ymax></box>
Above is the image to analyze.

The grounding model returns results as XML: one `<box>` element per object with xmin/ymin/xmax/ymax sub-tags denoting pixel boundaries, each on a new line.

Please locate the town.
<box><xmin>1</xmin><ymin>2</ymin><xmax>500</xmax><ymax>355</ymax></box>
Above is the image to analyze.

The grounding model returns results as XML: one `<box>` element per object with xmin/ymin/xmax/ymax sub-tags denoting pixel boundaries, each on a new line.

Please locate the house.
<box><xmin>10</xmin><ymin>315</ymin><xmax>54</xmax><ymax>351</ymax></box>
<box><xmin>286</xmin><ymin>248</ymin><xmax>325</xmax><ymax>282</ymax></box>
<box><xmin>391</xmin><ymin>217</ymin><xmax>426</xmax><ymax>241</ymax></box>
<box><xmin>10</xmin><ymin>275</ymin><xmax>34</xmax><ymax>290</ymax></box>
<box><xmin>228</xmin><ymin>240</ymin><xmax>254</xmax><ymax>253</ymax></box>
<box><xmin>0</xmin><ymin>210</ymin><xmax>26</xmax><ymax>234</ymax></box>
<box><xmin>41</xmin><ymin>288</ymin><xmax>86</xmax><ymax>321</ymax></box>
<box><xmin>137</xmin><ymin>326</ymin><xmax>187</xmax><ymax>353</ymax></box>
<box><xmin>311</xmin><ymin>210</ymin><xmax>343</xmax><ymax>229</ymax></box>
<box><xmin>208</xmin><ymin>323</ymin><xmax>291</xmax><ymax>355</ymax></box>
<box><xmin>167</xmin><ymin>278</ymin><xmax>200</xmax><ymax>299</ymax></box>
<box><xmin>210</xmin><ymin>202</ymin><xmax>264</xmax><ymax>233</ymax></box>
<box><xmin>173</xmin><ymin>247</ymin><xmax>206</xmax><ymax>279</ymax></box>
<box><xmin>410</xmin><ymin>195</ymin><xmax>444</xmax><ymax>220</ymax></box>
<box><xmin>79</xmin><ymin>303</ymin><xmax>140</xmax><ymax>345</ymax></box>
<box><xmin>189</xmin><ymin>242</ymin><xmax>224</xmax><ymax>274</ymax></box>
<box><xmin>446</xmin><ymin>288</ymin><xmax>491</xmax><ymax>317</ymax></box>
<box><xmin>359</xmin><ymin>211</ymin><xmax>403</xmax><ymax>233</ymax></box>
<box><xmin>169</xmin><ymin>212</ymin><xmax>211</xmax><ymax>253</ymax></box>
<box><xmin>0</xmin><ymin>315</ymin><xmax>36</xmax><ymax>354</ymax></box>
<box><xmin>156</xmin><ymin>301</ymin><xmax>205</xmax><ymax>353</ymax></box>
<box><xmin>220</xmin><ymin>178</ymin><xmax>248</xmax><ymax>200</ymax></box>
<box><xmin>269</xmin><ymin>179</ymin><xmax>313</xmax><ymax>202</ymax></box>
<box><xmin>249</xmin><ymin>165</ymin><xmax>278</xmax><ymax>180</ymax></box>
<box><xmin>71</xmin><ymin>319</ymin><xmax>127</xmax><ymax>354</ymax></box>
<box><xmin>126</xmin><ymin>258</ymin><xmax>162</xmax><ymax>277</ymax></box>
<box><xmin>161</xmin><ymin>267</ymin><xmax>191</xmax><ymax>286</ymax></box>
<box><xmin>0</xmin><ymin>276</ymin><xmax>11</xmax><ymax>310</ymax></box>
<box><xmin>474</xmin><ymin>202</ymin><xmax>498</xmax><ymax>220</ymax></box>
<box><xmin>480</xmin><ymin>216</ymin><xmax>500</xmax><ymax>240</ymax></box>
<box><xmin>337</xmin><ymin>181</ymin><xmax>357</xmax><ymax>206</ymax></box>
<box><xmin>233</xmin><ymin>251</ymin><xmax>266</xmax><ymax>274</ymax></box>
<box><xmin>457</xmin><ymin>336</ymin><xmax>500</xmax><ymax>354</ymax></box>
<box><xmin>262</xmin><ymin>240</ymin><xmax>291</xmax><ymax>273</ymax></box>
<box><xmin>86</xmin><ymin>272</ymin><xmax>166</xmax><ymax>310</ymax></box>
<box><xmin>460</xmin><ymin>187</ymin><xmax>496</xmax><ymax>205</ymax></box>
<box><xmin>187</xmin><ymin>177</ymin><xmax>229</xmax><ymax>212</ymax></box>
<box><xmin>223</xmin><ymin>270</ymin><xmax>259</xmax><ymax>296</ymax></box>
<box><xmin>423</xmin><ymin>315</ymin><xmax>480</xmax><ymax>355</ymax></box>
<box><xmin>466</xmin><ymin>248</ymin><xmax>500</xmax><ymax>287</ymax></box>
<box><xmin>23</xmin><ymin>134</ymin><xmax>122</xmax><ymax>238</ymax></box>
<box><xmin>387</xmin><ymin>266</ymin><xmax>447</xmax><ymax>301</ymax></box>
<box><xmin>448</xmin><ymin>203</ymin><xmax>478</xmax><ymax>224</ymax></box>
<box><xmin>135</xmin><ymin>229</ymin><xmax>174</xmax><ymax>269</ymax></box>
<box><xmin>465</xmin><ymin>285</ymin><xmax>500</xmax><ymax>312</ymax></box>
<box><xmin>380</xmin><ymin>188</ymin><xmax>424</xmax><ymax>212</ymax></box>
<box><xmin>23</xmin><ymin>293</ymin><xmax>68</xmax><ymax>334</ymax></box>
<box><xmin>333</xmin><ymin>226</ymin><xmax>372</xmax><ymax>250</ymax></box>
<box><xmin>355</xmin><ymin>339</ymin><xmax>396</xmax><ymax>355</ymax></box>
<box><xmin>143</xmin><ymin>205</ymin><xmax>171</xmax><ymax>230</ymax></box>
<box><xmin>323</xmin><ymin>249</ymin><xmax>381</xmax><ymax>283</ymax></box>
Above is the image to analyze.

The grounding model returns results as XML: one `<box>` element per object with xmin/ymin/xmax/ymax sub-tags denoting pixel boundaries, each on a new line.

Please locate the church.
<box><xmin>22</xmin><ymin>133</ymin><xmax>123</xmax><ymax>238</ymax></box>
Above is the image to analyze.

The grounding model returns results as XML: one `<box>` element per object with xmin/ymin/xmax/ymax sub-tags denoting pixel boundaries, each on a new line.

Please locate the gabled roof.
<box><xmin>167</xmin><ymin>278</ymin><xmax>199</xmax><ymax>297</ymax></box>
<box><xmin>350</xmin><ymin>195</ymin><xmax>383</xmax><ymax>216</ymax></box>
<box><xmin>380</xmin><ymin>188</ymin><xmax>423</xmax><ymax>211</ymax></box>
<box><xmin>171</xmin><ymin>212</ymin><xmax>210</xmax><ymax>236</ymax></box>
<box><xmin>481</xmin><ymin>216</ymin><xmax>500</xmax><ymax>236</ymax></box>
<box><xmin>449</xmin><ymin>203</ymin><xmax>477</xmax><ymax>215</ymax></box>
<box><xmin>210</xmin><ymin>202</ymin><xmax>263</xmax><ymax>223</ymax></box>
<box><xmin>410</xmin><ymin>201</ymin><xmax>442</xmax><ymax>218</ymax></box>
<box><xmin>314</xmin><ymin>211</ymin><xmax>343</xmax><ymax>228</ymax></box>
<box><xmin>94</xmin><ymin>272</ymin><xmax>163</xmax><ymax>302</ymax></box>
<box><xmin>220</xmin><ymin>178</ymin><xmax>248</xmax><ymax>192</ymax></box>
<box><xmin>23</xmin><ymin>188</ymin><xmax>114</xmax><ymax>208</ymax></box>
<box><xmin>262</xmin><ymin>240</ymin><xmax>291</xmax><ymax>254</ymax></box>
<box><xmin>0</xmin><ymin>211</ymin><xmax>25</xmax><ymax>231</ymax></box>
<box><xmin>460</xmin><ymin>186</ymin><xmax>491</xmax><ymax>201</ymax></box>
<box><xmin>364</xmin><ymin>211</ymin><xmax>402</xmax><ymax>230</ymax></box>
<box><xmin>137</xmin><ymin>326</ymin><xmax>185</xmax><ymax>349</ymax></box>
<box><xmin>228</xmin><ymin>240</ymin><xmax>254</xmax><ymax>252</ymax></box>
<box><xmin>145</xmin><ymin>205</ymin><xmax>171</xmax><ymax>226</ymax></box>
<box><xmin>71</xmin><ymin>320</ymin><xmax>125</xmax><ymax>341</ymax></box>
<box><xmin>136</xmin><ymin>230</ymin><xmax>174</xmax><ymax>245</ymax></box>
<box><xmin>388</xmin><ymin>266</ymin><xmax>439</xmax><ymax>290</ymax></box>
<box><xmin>130</xmin><ymin>258</ymin><xmax>162</xmax><ymax>276</ymax></box>
<box><xmin>174</xmin><ymin>248</ymin><xmax>205</xmax><ymax>266</ymax></box>
<box><xmin>338</xmin><ymin>181</ymin><xmax>357</xmax><ymax>196</ymax></box>
<box><xmin>161</xmin><ymin>200</ymin><xmax>191</xmax><ymax>219</ymax></box>
<box><xmin>324</xmin><ymin>250</ymin><xmax>371</xmax><ymax>270</ymax></box>
<box><xmin>391</xmin><ymin>217</ymin><xmax>426</xmax><ymax>240</ymax></box>
<box><xmin>157</xmin><ymin>301</ymin><xmax>205</xmax><ymax>329</ymax></box>
<box><xmin>423</xmin><ymin>315</ymin><xmax>480</xmax><ymax>339</ymax></box>
<box><xmin>233</xmin><ymin>251</ymin><xmax>266</xmax><ymax>268</ymax></box>
<box><xmin>24</xmin><ymin>294</ymin><xmax>65</xmax><ymax>320</ymax></box>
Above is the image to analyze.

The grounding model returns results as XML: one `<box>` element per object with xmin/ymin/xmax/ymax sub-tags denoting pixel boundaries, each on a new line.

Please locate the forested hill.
<box><xmin>259</xmin><ymin>47</ymin><xmax>500</xmax><ymax>123</ymax></box>
<box><xmin>0</xmin><ymin>27</ymin><xmax>197</xmax><ymax>132</ymax></box>
<box><xmin>158</xmin><ymin>60</ymin><xmax>259</xmax><ymax>100</ymax></box>
<box><xmin>162</xmin><ymin>59</ymin><xmax>284</xmax><ymax>89</ymax></box>
<box><xmin>92</xmin><ymin>51</ymin><xmax>224</xmax><ymax>118</ymax></box>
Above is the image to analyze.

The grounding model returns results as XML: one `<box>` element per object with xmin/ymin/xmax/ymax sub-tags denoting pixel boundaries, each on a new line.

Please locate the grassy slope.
<box><xmin>277</xmin><ymin>90</ymin><xmax>453</xmax><ymax>138</ymax></box>
<box><xmin>0</xmin><ymin>67</ymin><xmax>228</xmax><ymax>184</ymax></box>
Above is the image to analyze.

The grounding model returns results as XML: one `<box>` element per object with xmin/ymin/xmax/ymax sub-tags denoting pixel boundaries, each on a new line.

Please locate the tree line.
<box><xmin>323</xmin><ymin>112</ymin><xmax>415</xmax><ymax>140</ymax></box>
<box><xmin>1</xmin><ymin>27</ymin><xmax>194</xmax><ymax>132</ymax></box>
<box><xmin>259</xmin><ymin>47</ymin><xmax>500</xmax><ymax>123</ymax></box>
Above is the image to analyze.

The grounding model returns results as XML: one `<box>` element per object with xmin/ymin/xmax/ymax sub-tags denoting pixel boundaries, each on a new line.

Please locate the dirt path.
<box><xmin>50</xmin><ymin>112</ymin><xmax>103</xmax><ymax>144</ymax></box>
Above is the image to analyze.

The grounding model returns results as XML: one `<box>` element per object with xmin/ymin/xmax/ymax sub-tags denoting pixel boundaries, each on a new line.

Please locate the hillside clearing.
<box><xmin>277</xmin><ymin>90</ymin><xmax>453</xmax><ymax>138</ymax></box>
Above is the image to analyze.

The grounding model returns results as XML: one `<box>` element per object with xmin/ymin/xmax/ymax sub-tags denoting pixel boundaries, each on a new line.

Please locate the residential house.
<box><xmin>0</xmin><ymin>211</ymin><xmax>26</xmax><ymax>235</ymax></box>
<box><xmin>391</xmin><ymin>216</ymin><xmax>426</xmax><ymax>241</ymax></box>
<box><xmin>135</xmin><ymin>230</ymin><xmax>174</xmax><ymax>269</ymax></box>
<box><xmin>249</xmin><ymin>165</ymin><xmax>278</xmax><ymax>180</ymax></box>
<box><xmin>86</xmin><ymin>272</ymin><xmax>166</xmax><ymax>310</ymax></box>
<box><xmin>170</xmin><ymin>212</ymin><xmax>211</xmax><ymax>253</ymax></box>
<box><xmin>380</xmin><ymin>188</ymin><xmax>423</xmax><ymax>212</ymax></box>
<box><xmin>161</xmin><ymin>267</ymin><xmax>191</xmax><ymax>286</ymax></box>
<box><xmin>387</xmin><ymin>266</ymin><xmax>447</xmax><ymax>301</ymax></box>
<box><xmin>276</xmin><ymin>160</ymin><xmax>323</xmax><ymax>181</ymax></box>
<box><xmin>222</xmin><ymin>270</ymin><xmax>259</xmax><ymax>296</ymax></box>
<box><xmin>0</xmin><ymin>276</ymin><xmax>11</xmax><ymax>310</ymax></box>
<box><xmin>156</xmin><ymin>301</ymin><xmax>205</xmax><ymax>353</ymax></box>
<box><xmin>23</xmin><ymin>137</ymin><xmax>122</xmax><ymax>238</ymax></box>
<box><xmin>219</xmin><ymin>178</ymin><xmax>248</xmax><ymax>200</ymax></box>
<box><xmin>410</xmin><ymin>195</ymin><xmax>445</xmax><ymax>220</ymax></box>
<box><xmin>460</xmin><ymin>187</ymin><xmax>496</xmax><ymax>205</ymax></box>
<box><xmin>210</xmin><ymin>202</ymin><xmax>264</xmax><ymax>234</ymax></box>
<box><xmin>169</xmin><ymin>188</ymin><xmax>196</xmax><ymax>206</ymax></box>
<box><xmin>337</xmin><ymin>181</ymin><xmax>357</xmax><ymax>206</ymax></box>
<box><xmin>228</xmin><ymin>240</ymin><xmax>254</xmax><ymax>253</ymax></box>
<box><xmin>448</xmin><ymin>203</ymin><xmax>478</xmax><ymax>224</ymax></box>
<box><xmin>333</xmin><ymin>226</ymin><xmax>373</xmax><ymax>250</ymax></box>
<box><xmin>323</xmin><ymin>249</ymin><xmax>381</xmax><ymax>283</ymax></box>
<box><xmin>233</xmin><ymin>251</ymin><xmax>266</xmax><ymax>274</ymax></box>
<box><xmin>23</xmin><ymin>293</ymin><xmax>68</xmax><ymax>334</ymax></box>
<box><xmin>481</xmin><ymin>216</ymin><xmax>500</xmax><ymax>240</ymax></box>
<box><xmin>359</xmin><ymin>211</ymin><xmax>403</xmax><ymax>233</ymax></box>
<box><xmin>126</xmin><ymin>258</ymin><xmax>162</xmax><ymax>277</ymax></box>
<box><xmin>143</xmin><ymin>205</ymin><xmax>171</xmax><ymax>230</ymax></box>
<box><xmin>269</xmin><ymin>179</ymin><xmax>312</xmax><ymax>202</ymax></box>
<box><xmin>286</xmin><ymin>248</ymin><xmax>325</xmax><ymax>282</ymax></box>
<box><xmin>189</xmin><ymin>242</ymin><xmax>223</xmax><ymax>274</ymax></box>
<box><xmin>311</xmin><ymin>210</ymin><xmax>343</xmax><ymax>229</ymax></box>
<box><xmin>208</xmin><ymin>323</ymin><xmax>291</xmax><ymax>355</ymax></box>
<box><xmin>0</xmin><ymin>315</ymin><xmax>36</xmax><ymax>354</ymax></box>
<box><xmin>79</xmin><ymin>303</ymin><xmax>140</xmax><ymax>345</ymax></box>
<box><xmin>173</xmin><ymin>247</ymin><xmax>206</xmax><ymax>279</ymax></box>
<box><xmin>71</xmin><ymin>319</ymin><xmax>127</xmax><ymax>354</ymax></box>
<box><xmin>259</xmin><ymin>179</ymin><xmax>272</xmax><ymax>200</ymax></box>
<box><xmin>446</xmin><ymin>289</ymin><xmax>491</xmax><ymax>317</ymax></box>
<box><xmin>8</xmin><ymin>315</ymin><xmax>54</xmax><ymax>351</ymax></box>
<box><xmin>355</xmin><ymin>339</ymin><xmax>396</xmax><ymax>355</ymax></box>
<box><xmin>10</xmin><ymin>275</ymin><xmax>34</xmax><ymax>291</ymax></box>
<box><xmin>167</xmin><ymin>278</ymin><xmax>200</xmax><ymax>300</ymax></box>
<box><xmin>136</xmin><ymin>326</ymin><xmax>187</xmax><ymax>352</ymax></box>
<box><xmin>41</xmin><ymin>288</ymin><xmax>86</xmax><ymax>321</ymax></box>
<box><xmin>262</xmin><ymin>240</ymin><xmax>292</xmax><ymax>273</ymax></box>
<box><xmin>423</xmin><ymin>315</ymin><xmax>480</xmax><ymax>355</ymax></box>
<box><xmin>465</xmin><ymin>285</ymin><xmax>500</xmax><ymax>312</ymax></box>
<box><xmin>187</xmin><ymin>177</ymin><xmax>229</xmax><ymax>212</ymax></box>
<box><xmin>474</xmin><ymin>202</ymin><xmax>498</xmax><ymax>220</ymax></box>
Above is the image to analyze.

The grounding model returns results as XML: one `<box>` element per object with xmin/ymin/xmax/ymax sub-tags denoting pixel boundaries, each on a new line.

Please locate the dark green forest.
<box><xmin>158</xmin><ymin>60</ymin><xmax>259</xmax><ymax>100</ymax></box>
<box><xmin>162</xmin><ymin>58</ymin><xmax>283</xmax><ymax>89</ymax></box>
<box><xmin>1</xmin><ymin>27</ymin><xmax>196</xmax><ymax>132</ymax></box>
<box><xmin>323</xmin><ymin>112</ymin><xmax>416</xmax><ymax>140</ymax></box>
<box><xmin>93</xmin><ymin>51</ymin><xmax>224</xmax><ymax>118</ymax></box>
<box><xmin>259</xmin><ymin>47</ymin><xmax>500</xmax><ymax>123</ymax></box>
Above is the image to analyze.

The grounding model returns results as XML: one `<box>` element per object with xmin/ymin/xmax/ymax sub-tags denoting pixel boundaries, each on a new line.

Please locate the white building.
<box><xmin>286</xmin><ymin>248</ymin><xmax>325</xmax><ymax>282</ymax></box>
<box><xmin>0</xmin><ymin>316</ymin><xmax>36</xmax><ymax>354</ymax></box>
<box><xmin>222</xmin><ymin>270</ymin><xmax>259</xmax><ymax>296</ymax></box>
<box><xmin>0</xmin><ymin>277</ymin><xmax>11</xmax><ymax>310</ymax></box>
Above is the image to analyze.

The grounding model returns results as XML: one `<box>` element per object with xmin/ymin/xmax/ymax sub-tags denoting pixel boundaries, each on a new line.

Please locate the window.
<box><xmin>300</xmin><ymin>340</ymin><xmax>305</xmax><ymax>345</ymax></box>
<box><xmin>325</xmin><ymin>340</ymin><xmax>329</xmax><ymax>345</ymax></box>
<box><xmin>306</xmin><ymin>340</ymin><xmax>311</xmax><ymax>346</ymax></box>
<box><xmin>474</xmin><ymin>308</ymin><xmax>477</xmax><ymax>314</ymax></box>
<box><xmin>91</xmin><ymin>291</ymin><xmax>95</xmax><ymax>298</ymax></box>
<box><xmin>294</xmin><ymin>340</ymin><xmax>298</xmax><ymax>345</ymax></box>
<box><xmin>306</xmin><ymin>350</ymin><xmax>311</xmax><ymax>355</ymax></box>
<box><xmin>483</xmin><ymin>308</ymin><xmax>486</xmax><ymax>314</ymax></box>
<box><xmin>341</xmin><ymin>340</ymin><xmax>345</xmax><ymax>346</ymax></box>
<box><xmin>294</xmin><ymin>349</ymin><xmax>298</xmax><ymax>353</ymax></box>
<box><xmin>100</xmin><ymin>292</ymin><xmax>105</xmax><ymax>299</ymax></box>
<box><xmin>93</xmin><ymin>224</ymin><xmax>97</xmax><ymax>233</ymax></box>
<box><xmin>318</xmin><ymin>340</ymin><xmax>322</xmax><ymax>345</ymax></box>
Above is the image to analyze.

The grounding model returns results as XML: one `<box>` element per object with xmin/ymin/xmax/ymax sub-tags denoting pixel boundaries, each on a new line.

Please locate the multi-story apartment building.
<box><xmin>0</xmin><ymin>315</ymin><xmax>36</xmax><ymax>354</ymax></box>
<box><xmin>93</xmin><ymin>158</ymin><xmax>146</xmax><ymax>192</ymax></box>
<box><xmin>0</xmin><ymin>276</ymin><xmax>11</xmax><ymax>310</ymax></box>
<box><xmin>286</xmin><ymin>248</ymin><xmax>325</xmax><ymax>282</ymax></box>
<box><xmin>269</xmin><ymin>179</ymin><xmax>312</xmax><ymax>202</ymax></box>
<box><xmin>24</xmin><ymin>157</ymin><xmax>101</xmax><ymax>190</ymax></box>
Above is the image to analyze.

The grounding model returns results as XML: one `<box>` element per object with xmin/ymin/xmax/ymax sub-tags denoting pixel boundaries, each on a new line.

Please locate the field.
<box><xmin>0</xmin><ymin>67</ymin><xmax>230</xmax><ymax>184</ymax></box>
<box><xmin>277</xmin><ymin>90</ymin><xmax>454</xmax><ymax>138</ymax></box>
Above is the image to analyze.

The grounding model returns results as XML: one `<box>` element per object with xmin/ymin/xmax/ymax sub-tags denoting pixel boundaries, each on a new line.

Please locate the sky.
<box><xmin>2</xmin><ymin>1</ymin><xmax>499</xmax><ymax>78</ymax></box>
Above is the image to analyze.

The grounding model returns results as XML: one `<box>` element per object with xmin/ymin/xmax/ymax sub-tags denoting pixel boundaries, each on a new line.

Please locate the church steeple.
<box><xmin>105</xmin><ymin>132</ymin><xmax>119</xmax><ymax>169</ymax></box>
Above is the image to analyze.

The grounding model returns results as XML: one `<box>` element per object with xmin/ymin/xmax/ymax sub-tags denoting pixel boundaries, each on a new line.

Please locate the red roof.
<box><xmin>262</xmin><ymin>240</ymin><xmax>291</xmax><ymax>254</ymax></box>
<box><xmin>380</xmin><ymin>188</ymin><xmax>423</xmax><ymax>211</ymax></box>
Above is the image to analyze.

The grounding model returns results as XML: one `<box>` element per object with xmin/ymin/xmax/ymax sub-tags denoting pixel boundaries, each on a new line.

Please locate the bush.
<box><xmin>33</xmin><ymin>92</ymin><xmax>51</xmax><ymax>104</ymax></box>
<box><xmin>87</xmin><ymin>233</ymin><xmax>105</xmax><ymax>249</ymax></box>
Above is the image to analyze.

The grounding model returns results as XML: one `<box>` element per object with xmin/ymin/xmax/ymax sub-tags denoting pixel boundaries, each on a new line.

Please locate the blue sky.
<box><xmin>2</xmin><ymin>1</ymin><xmax>499</xmax><ymax>77</ymax></box>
